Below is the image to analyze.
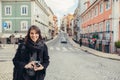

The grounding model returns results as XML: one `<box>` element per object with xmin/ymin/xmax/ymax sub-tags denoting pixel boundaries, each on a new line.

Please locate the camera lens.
<box><xmin>35</xmin><ymin>61</ymin><xmax>40</xmax><ymax>67</ymax></box>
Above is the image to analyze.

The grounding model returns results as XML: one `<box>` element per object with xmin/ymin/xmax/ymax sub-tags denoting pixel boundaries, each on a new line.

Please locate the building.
<box><xmin>60</xmin><ymin>15</ymin><xmax>67</xmax><ymax>33</ymax></box>
<box><xmin>66</xmin><ymin>14</ymin><xmax>74</xmax><ymax>36</ymax></box>
<box><xmin>80</xmin><ymin>0</ymin><xmax>120</xmax><ymax>53</ymax></box>
<box><xmin>60</xmin><ymin>14</ymin><xmax>73</xmax><ymax>36</ymax></box>
<box><xmin>73</xmin><ymin>8</ymin><xmax>80</xmax><ymax>41</ymax></box>
<box><xmin>0</xmin><ymin>1</ymin><xmax>2</xmax><ymax>34</ymax></box>
<box><xmin>47</xmin><ymin>7</ymin><xmax>54</xmax><ymax>39</ymax></box>
<box><xmin>0</xmin><ymin>0</ymin><xmax>51</xmax><ymax>43</ymax></box>
<box><xmin>73</xmin><ymin>0</ymin><xmax>87</xmax><ymax>42</ymax></box>
<box><xmin>53</xmin><ymin>15</ymin><xmax>58</xmax><ymax>36</ymax></box>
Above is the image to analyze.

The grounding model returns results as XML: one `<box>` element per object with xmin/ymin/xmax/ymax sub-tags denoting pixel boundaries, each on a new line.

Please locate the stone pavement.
<box><xmin>0</xmin><ymin>62</ymin><xmax>13</xmax><ymax>80</ymax></box>
<box><xmin>0</xmin><ymin>46</ymin><xmax>15</xmax><ymax>80</ymax></box>
<box><xmin>69</xmin><ymin>37</ymin><xmax>120</xmax><ymax>61</ymax></box>
<box><xmin>0</xmin><ymin>36</ymin><xmax>120</xmax><ymax>80</ymax></box>
<box><xmin>0</xmin><ymin>44</ymin><xmax>18</xmax><ymax>49</ymax></box>
<box><xmin>0</xmin><ymin>37</ymin><xmax>57</xmax><ymax>80</ymax></box>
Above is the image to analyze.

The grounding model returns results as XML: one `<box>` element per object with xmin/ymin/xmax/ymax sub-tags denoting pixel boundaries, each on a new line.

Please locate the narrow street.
<box><xmin>0</xmin><ymin>33</ymin><xmax>120</xmax><ymax>80</ymax></box>
<box><xmin>46</xmin><ymin>33</ymin><xmax>120</xmax><ymax>80</ymax></box>
<box><xmin>0</xmin><ymin>0</ymin><xmax>120</xmax><ymax>80</ymax></box>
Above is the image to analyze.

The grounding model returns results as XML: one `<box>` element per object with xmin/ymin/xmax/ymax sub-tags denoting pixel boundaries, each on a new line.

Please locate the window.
<box><xmin>94</xmin><ymin>24</ymin><xmax>98</xmax><ymax>32</ymax></box>
<box><xmin>99</xmin><ymin>2</ymin><xmax>103</xmax><ymax>13</ymax></box>
<box><xmin>99</xmin><ymin>22</ymin><xmax>103</xmax><ymax>32</ymax></box>
<box><xmin>21</xmin><ymin>5</ymin><xmax>28</xmax><ymax>15</ymax></box>
<box><xmin>21</xmin><ymin>21</ymin><xmax>28</xmax><ymax>31</ymax></box>
<box><xmin>91</xmin><ymin>25</ymin><xmax>93</xmax><ymax>32</ymax></box>
<box><xmin>95</xmin><ymin>6</ymin><xmax>98</xmax><ymax>16</ymax></box>
<box><xmin>106</xmin><ymin>20</ymin><xmax>110</xmax><ymax>40</ymax></box>
<box><xmin>106</xmin><ymin>0</ymin><xmax>111</xmax><ymax>10</ymax></box>
<box><xmin>5</xmin><ymin>6</ymin><xmax>12</xmax><ymax>15</ymax></box>
<box><xmin>87</xmin><ymin>26</ymin><xmax>90</xmax><ymax>33</ymax></box>
<box><xmin>92</xmin><ymin>9</ymin><xmax>94</xmax><ymax>18</ymax></box>
<box><xmin>90</xmin><ymin>11</ymin><xmax>92</xmax><ymax>18</ymax></box>
<box><xmin>106</xmin><ymin>20</ymin><xmax>110</xmax><ymax>31</ymax></box>
<box><xmin>106</xmin><ymin>33</ymin><xmax>110</xmax><ymax>40</ymax></box>
<box><xmin>5</xmin><ymin>21</ymin><xmax>12</xmax><ymax>30</ymax></box>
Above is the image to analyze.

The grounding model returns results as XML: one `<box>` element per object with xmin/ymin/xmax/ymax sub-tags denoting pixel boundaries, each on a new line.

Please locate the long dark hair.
<box><xmin>25</xmin><ymin>25</ymin><xmax>42</xmax><ymax>43</ymax></box>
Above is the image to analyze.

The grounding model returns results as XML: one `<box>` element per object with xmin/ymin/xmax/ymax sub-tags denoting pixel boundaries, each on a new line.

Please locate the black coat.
<box><xmin>12</xmin><ymin>40</ymin><xmax>50</xmax><ymax>80</ymax></box>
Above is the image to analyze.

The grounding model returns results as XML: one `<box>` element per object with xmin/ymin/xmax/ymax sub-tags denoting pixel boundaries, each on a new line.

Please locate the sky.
<box><xmin>45</xmin><ymin>0</ymin><xmax>78</xmax><ymax>22</ymax></box>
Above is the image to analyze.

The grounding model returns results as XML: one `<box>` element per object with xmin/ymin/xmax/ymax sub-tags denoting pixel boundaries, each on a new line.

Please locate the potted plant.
<box><xmin>115</xmin><ymin>41</ymin><xmax>120</xmax><ymax>55</ymax></box>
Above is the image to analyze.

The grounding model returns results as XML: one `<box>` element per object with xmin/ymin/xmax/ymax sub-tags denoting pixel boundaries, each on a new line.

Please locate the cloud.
<box><xmin>45</xmin><ymin>0</ymin><xmax>77</xmax><ymax>17</ymax></box>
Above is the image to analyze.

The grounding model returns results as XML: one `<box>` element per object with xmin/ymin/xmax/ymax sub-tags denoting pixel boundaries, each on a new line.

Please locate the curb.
<box><xmin>46</xmin><ymin>36</ymin><xmax>57</xmax><ymax>44</ymax></box>
<box><xmin>69</xmin><ymin>37</ymin><xmax>120</xmax><ymax>61</ymax></box>
<box><xmin>80</xmin><ymin>47</ymin><xmax>120</xmax><ymax>61</ymax></box>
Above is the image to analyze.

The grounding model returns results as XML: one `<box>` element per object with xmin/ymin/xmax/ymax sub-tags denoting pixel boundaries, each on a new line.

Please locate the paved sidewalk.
<box><xmin>69</xmin><ymin>37</ymin><xmax>120</xmax><ymax>61</ymax></box>
<box><xmin>0</xmin><ymin>62</ymin><xmax>13</xmax><ymax>80</ymax></box>
<box><xmin>0</xmin><ymin>37</ymin><xmax>58</xmax><ymax>80</ymax></box>
<box><xmin>0</xmin><ymin>44</ymin><xmax>18</xmax><ymax>49</ymax></box>
<box><xmin>0</xmin><ymin>36</ymin><xmax>58</xmax><ymax>49</ymax></box>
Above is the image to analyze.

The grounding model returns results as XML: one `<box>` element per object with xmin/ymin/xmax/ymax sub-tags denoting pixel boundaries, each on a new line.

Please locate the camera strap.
<box><xmin>29</xmin><ymin>52</ymin><xmax>37</xmax><ymax>61</ymax></box>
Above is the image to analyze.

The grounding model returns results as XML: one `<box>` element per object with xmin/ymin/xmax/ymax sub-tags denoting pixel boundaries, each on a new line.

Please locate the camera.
<box><xmin>34</xmin><ymin>61</ymin><xmax>40</xmax><ymax>67</ymax></box>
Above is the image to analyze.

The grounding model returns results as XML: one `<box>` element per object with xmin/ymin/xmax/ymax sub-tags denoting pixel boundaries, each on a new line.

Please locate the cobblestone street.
<box><xmin>0</xmin><ymin>0</ymin><xmax>120</xmax><ymax>80</ymax></box>
<box><xmin>0</xmin><ymin>45</ymin><xmax>16</xmax><ymax>80</ymax></box>
<box><xmin>0</xmin><ymin>62</ymin><xmax>13</xmax><ymax>80</ymax></box>
<box><xmin>0</xmin><ymin>37</ymin><xmax>120</xmax><ymax>80</ymax></box>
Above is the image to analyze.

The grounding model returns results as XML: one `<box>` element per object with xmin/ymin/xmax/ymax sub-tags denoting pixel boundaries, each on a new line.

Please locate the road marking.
<box><xmin>49</xmin><ymin>47</ymin><xmax>54</xmax><ymax>50</ymax></box>
<box><xmin>68</xmin><ymin>47</ymin><xmax>74</xmax><ymax>51</ymax></box>
<box><xmin>49</xmin><ymin>46</ymin><xmax>80</xmax><ymax>52</ymax></box>
<box><xmin>56</xmin><ymin>47</ymin><xmax>60</xmax><ymax>51</ymax></box>
<box><xmin>62</xmin><ymin>47</ymin><xmax>68</xmax><ymax>51</ymax></box>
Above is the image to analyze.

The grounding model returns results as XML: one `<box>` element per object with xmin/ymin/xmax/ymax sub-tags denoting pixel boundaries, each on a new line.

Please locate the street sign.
<box><xmin>2</xmin><ymin>22</ymin><xmax>7</xmax><ymax>27</ymax></box>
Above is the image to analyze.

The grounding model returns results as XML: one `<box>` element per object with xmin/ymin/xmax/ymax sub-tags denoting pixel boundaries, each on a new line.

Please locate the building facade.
<box><xmin>60</xmin><ymin>15</ymin><xmax>67</xmax><ymax>33</ymax></box>
<box><xmin>47</xmin><ymin>7</ymin><xmax>54</xmax><ymax>39</ymax></box>
<box><xmin>53</xmin><ymin>15</ymin><xmax>58</xmax><ymax>36</ymax></box>
<box><xmin>0</xmin><ymin>1</ymin><xmax>2</xmax><ymax>34</ymax></box>
<box><xmin>66</xmin><ymin>14</ymin><xmax>74</xmax><ymax>36</ymax></box>
<box><xmin>0</xmin><ymin>0</ymin><xmax>51</xmax><ymax>43</ymax></box>
<box><xmin>73</xmin><ymin>0</ymin><xmax>87</xmax><ymax>42</ymax></box>
<box><xmin>80</xmin><ymin>0</ymin><xmax>120</xmax><ymax>53</ymax></box>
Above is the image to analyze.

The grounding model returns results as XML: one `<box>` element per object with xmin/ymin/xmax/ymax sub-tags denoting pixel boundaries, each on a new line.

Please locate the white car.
<box><xmin>61</xmin><ymin>37</ymin><xmax>67</xmax><ymax>43</ymax></box>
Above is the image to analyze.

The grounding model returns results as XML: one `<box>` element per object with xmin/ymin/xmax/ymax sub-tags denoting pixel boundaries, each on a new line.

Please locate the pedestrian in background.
<box><xmin>18</xmin><ymin>35</ymin><xmax>24</xmax><ymax>45</ymax></box>
<box><xmin>79</xmin><ymin>38</ymin><xmax>82</xmax><ymax>47</ymax></box>
<box><xmin>12</xmin><ymin>25</ymin><xmax>50</xmax><ymax>80</ymax></box>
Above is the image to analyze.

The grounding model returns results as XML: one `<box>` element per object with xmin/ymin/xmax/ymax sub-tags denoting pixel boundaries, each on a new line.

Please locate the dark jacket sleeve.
<box><xmin>41</xmin><ymin>44</ymin><xmax>50</xmax><ymax>69</ymax></box>
<box><xmin>12</xmin><ymin>44</ymin><xmax>27</xmax><ymax>69</ymax></box>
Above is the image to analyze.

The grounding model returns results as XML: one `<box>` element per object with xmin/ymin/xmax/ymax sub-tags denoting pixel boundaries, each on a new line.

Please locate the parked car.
<box><xmin>61</xmin><ymin>37</ymin><xmax>67</xmax><ymax>43</ymax></box>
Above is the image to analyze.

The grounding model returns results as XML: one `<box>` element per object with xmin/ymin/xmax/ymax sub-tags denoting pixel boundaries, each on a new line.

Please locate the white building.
<box><xmin>31</xmin><ymin>0</ymin><xmax>49</xmax><ymax>38</ymax></box>
<box><xmin>0</xmin><ymin>1</ymin><xmax>2</xmax><ymax>33</ymax></box>
<box><xmin>47</xmin><ymin>7</ymin><xmax>54</xmax><ymax>39</ymax></box>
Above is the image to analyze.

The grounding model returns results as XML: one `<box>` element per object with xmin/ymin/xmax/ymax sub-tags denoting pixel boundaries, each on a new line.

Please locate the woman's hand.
<box><xmin>34</xmin><ymin>64</ymin><xmax>44</xmax><ymax>71</ymax></box>
<box><xmin>24</xmin><ymin>61</ymin><xmax>35</xmax><ymax>69</ymax></box>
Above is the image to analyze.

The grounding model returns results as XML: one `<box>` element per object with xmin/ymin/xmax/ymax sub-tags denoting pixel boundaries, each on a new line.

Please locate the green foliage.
<box><xmin>92</xmin><ymin>34</ymin><xmax>98</xmax><ymax>39</ymax></box>
<box><xmin>115</xmin><ymin>41</ymin><xmax>120</xmax><ymax>48</ymax></box>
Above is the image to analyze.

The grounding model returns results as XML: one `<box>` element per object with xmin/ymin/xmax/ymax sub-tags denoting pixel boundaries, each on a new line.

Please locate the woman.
<box><xmin>12</xmin><ymin>25</ymin><xmax>50</xmax><ymax>80</ymax></box>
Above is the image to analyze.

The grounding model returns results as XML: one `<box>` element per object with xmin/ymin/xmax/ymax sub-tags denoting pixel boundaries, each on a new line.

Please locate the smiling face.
<box><xmin>30</xmin><ymin>29</ymin><xmax>39</xmax><ymax>42</ymax></box>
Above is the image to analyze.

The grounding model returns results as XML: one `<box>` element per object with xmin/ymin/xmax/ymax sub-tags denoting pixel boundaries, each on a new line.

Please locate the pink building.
<box><xmin>81</xmin><ymin>0</ymin><xmax>120</xmax><ymax>53</ymax></box>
